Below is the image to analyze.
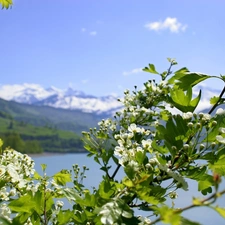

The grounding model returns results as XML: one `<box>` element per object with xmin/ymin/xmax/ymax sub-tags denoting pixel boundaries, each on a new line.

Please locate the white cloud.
<box><xmin>81</xmin><ymin>28</ymin><xmax>87</xmax><ymax>32</ymax></box>
<box><xmin>89</xmin><ymin>31</ymin><xmax>97</xmax><ymax>36</ymax></box>
<box><xmin>193</xmin><ymin>85</ymin><xmax>220</xmax><ymax>113</ymax></box>
<box><xmin>144</xmin><ymin>17</ymin><xmax>187</xmax><ymax>33</ymax></box>
<box><xmin>122</xmin><ymin>68</ymin><xmax>142</xmax><ymax>76</ymax></box>
<box><xmin>81</xmin><ymin>79</ymin><xmax>89</xmax><ymax>84</ymax></box>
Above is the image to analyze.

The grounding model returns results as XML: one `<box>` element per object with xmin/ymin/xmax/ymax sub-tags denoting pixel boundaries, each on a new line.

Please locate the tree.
<box><xmin>0</xmin><ymin>0</ymin><xmax>13</xmax><ymax>9</ymax></box>
<box><xmin>1</xmin><ymin>59</ymin><xmax>225</xmax><ymax>224</ymax></box>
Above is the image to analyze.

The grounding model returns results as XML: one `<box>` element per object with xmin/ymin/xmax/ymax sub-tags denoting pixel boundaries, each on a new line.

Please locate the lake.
<box><xmin>33</xmin><ymin>153</ymin><xmax>225</xmax><ymax>225</ymax></box>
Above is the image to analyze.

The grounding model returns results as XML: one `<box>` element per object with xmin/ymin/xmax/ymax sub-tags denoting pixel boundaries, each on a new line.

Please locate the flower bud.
<box><xmin>199</xmin><ymin>144</ymin><xmax>205</xmax><ymax>150</ymax></box>
<box><xmin>211</xmin><ymin>142</ymin><xmax>216</xmax><ymax>148</ymax></box>
<box><xmin>187</xmin><ymin>122</ymin><xmax>193</xmax><ymax>128</ymax></box>
<box><xmin>212</xmin><ymin>121</ymin><xmax>217</xmax><ymax>126</ymax></box>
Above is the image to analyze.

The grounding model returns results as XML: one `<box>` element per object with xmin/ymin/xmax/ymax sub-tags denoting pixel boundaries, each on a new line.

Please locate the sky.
<box><xmin>1</xmin><ymin>0</ymin><xmax>225</xmax><ymax>99</ymax></box>
<box><xmin>1</xmin><ymin>1</ymin><xmax>225</xmax><ymax>223</ymax></box>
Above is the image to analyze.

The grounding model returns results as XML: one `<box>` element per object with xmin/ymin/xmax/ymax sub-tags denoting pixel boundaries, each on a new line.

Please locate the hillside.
<box><xmin>0</xmin><ymin>110</ymin><xmax>86</xmax><ymax>153</ymax></box>
<box><xmin>0</xmin><ymin>97</ymin><xmax>112</xmax><ymax>153</ymax></box>
<box><xmin>0</xmin><ymin>98</ymin><xmax>105</xmax><ymax>134</ymax></box>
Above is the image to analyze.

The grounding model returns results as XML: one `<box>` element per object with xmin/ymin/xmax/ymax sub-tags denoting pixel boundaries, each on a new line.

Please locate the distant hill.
<box><xmin>0</xmin><ymin>98</ymin><xmax>106</xmax><ymax>134</ymax></box>
<box><xmin>0</xmin><ymin>97</ymin><xmax>113</xmax><ymax>153</ymax></box>
<box><xmin>0</xmin><ymin>109</ymin><xmax>85</xmax><ymax>154</ymax></box>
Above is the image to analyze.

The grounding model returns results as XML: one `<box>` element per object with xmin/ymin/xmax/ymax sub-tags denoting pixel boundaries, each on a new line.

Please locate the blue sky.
<box><xmin>1</xmin><ymin>1</ymin><xmax>225</xmax><ymax>223</ymax></box>
<box><xmin>1</xmin><ymin>0</ymin><xmax>225</xmax><ymax>97</ymax></box>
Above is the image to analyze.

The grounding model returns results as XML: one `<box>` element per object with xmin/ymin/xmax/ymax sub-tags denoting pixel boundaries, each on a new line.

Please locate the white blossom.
<box><xmin>216</xmin><ymin>135</ymin><xmax>225</xmax><ymax>144</ymax></box>
<box><xmin>219</xmin><ymin>127</ymin><xmax>225</xmax><ymax>134</ymax></box>
<box><xmin>182</xmin><ymin>112</ymin><xmax>193</xmax><ymax>120</ymax></box>
<box><xmin>216</xmin><ymin>108</ymin><xmax>225</xmax><ymax>115</ymax></box>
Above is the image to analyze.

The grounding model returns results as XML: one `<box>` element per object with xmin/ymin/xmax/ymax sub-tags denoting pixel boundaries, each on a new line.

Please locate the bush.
<box><xmin>1</xmin><ymin>59</ymin><xmax>225</xmax><ymax>225</ymax></box>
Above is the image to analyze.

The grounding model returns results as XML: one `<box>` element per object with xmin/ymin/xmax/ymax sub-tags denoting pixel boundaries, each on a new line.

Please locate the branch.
<box><xmin>149</xmin><ymin>188</ymin><xmax>225</xmax><ymax>224</ymax></box>
<box><xmin>111</xmin><ymin>164</ymin><xmax>121</xmax><ymax>180</ymax></box>
<box><xmin>208</xmin><ymin>85</ymin><xmax>225</xmax><ymax>114</ymax></box>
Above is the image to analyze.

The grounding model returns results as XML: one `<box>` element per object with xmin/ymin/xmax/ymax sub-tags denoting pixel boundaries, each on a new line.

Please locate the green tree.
<box><xmin>3</xmin><ymin>132</ymin><xmax>25</xmax><ymax>153</ymax></box>
<box><xmin>24</xmin><ymin>140</ymin><xmax>43</xmax><ymax>153</ymax></box>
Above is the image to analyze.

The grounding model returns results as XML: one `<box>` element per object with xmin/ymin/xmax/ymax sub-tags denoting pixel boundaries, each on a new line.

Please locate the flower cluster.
<box><xmin>114</xmin><ymin>123</ymin><xmax>152</xmax><ymax>167</ymax></box>
<box><xmin>0</xmin><ymin>149</ymin><xmax>36</xmax><ymax>222</ymax></box>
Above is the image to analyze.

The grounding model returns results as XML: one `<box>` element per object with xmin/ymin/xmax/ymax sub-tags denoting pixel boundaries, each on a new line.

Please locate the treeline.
<box><xmin>1</xmin><ymin>132</ymin><xmax>43</xmax><ymax>154</ymax></box>
<box><xmin>0</xmin><ymin>132</ymin><xmax>85</xmax><ymax>154</ymax></box>
<box><xmin>0</xmin><ymin>110</ymin><xmax>86</xmax><ymax>154</ymax></box>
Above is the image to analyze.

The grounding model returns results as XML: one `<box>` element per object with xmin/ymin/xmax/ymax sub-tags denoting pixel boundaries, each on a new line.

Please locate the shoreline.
<box><xmin>28</xmin><ymin>151</ymin><xmax>86</xmax><ymax>158</ymax></box>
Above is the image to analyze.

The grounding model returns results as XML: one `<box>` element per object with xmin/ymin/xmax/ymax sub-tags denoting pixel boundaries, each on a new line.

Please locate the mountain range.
<box><xmin>0</xmin><ymin>83</ymin><xmax>122</xmax><ymax>114</ymax></box>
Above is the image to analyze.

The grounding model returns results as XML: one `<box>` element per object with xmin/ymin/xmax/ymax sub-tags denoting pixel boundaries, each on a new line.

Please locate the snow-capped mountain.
<box><xmin>0</xmin><ymin>84</ymin><xmax>122</xmax><ymax>114</ymax></box>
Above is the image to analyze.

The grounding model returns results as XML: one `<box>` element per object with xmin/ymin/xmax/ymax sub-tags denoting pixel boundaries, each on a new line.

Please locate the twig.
<box><xmin>208</xmin><ymin>85</ymin><xmax>225</xmax><ymax>114</ymax></box>
<box><xmin>149</xmin><ymin>188</ymin><xmax>225</xmax><ymax>224</ymax></box>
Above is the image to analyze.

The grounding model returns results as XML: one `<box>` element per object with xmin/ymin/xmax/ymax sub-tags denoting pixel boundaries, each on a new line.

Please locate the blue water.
<box><xmin>33</xmin><ymin>153</ymin><xmax>225</xmax><ymax>225</ymax></box>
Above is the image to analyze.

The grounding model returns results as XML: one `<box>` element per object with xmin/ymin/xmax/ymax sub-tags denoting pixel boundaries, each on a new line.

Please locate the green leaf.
<box><xmin>212</xmin><ymin>206</ymin><xmax>225</xmax><ymax>218</ymax></box>
<box><xmin>98</xmin><ymin>198</ymin><xmax>133</xmax><ymax>225</ymax></box>
<box><xmin>180</xmin><ymin>217</ymin><xmax>201</xmax><ymax>225</ymax></box>
<box><xmin>151</xmin><ymin>140</ymin><xmax>169</xmax><ymax>154</ymax></box>
<box><xmin>143</xmin><ymin>64</ymin><xmax>159</xmax><ymax>74</ymax></box>
<box><xmin>53</xmin><ymin>170</ymin><xmax>72</xmax><ymax>186</ymax></box>
<box><xmin>82</xmin><ymin>190</ymin><xmax>96</xmax><ymax>207</ymax></box>
<box><xmin>167</xmin><ymin>58</ymin><xmax>177</xmax><ymax>65</ymax></box>
<box><xmin>206</xmin><ymin>113</ymin><xmax>225</xmax><ymax>142</ymax></box>
<box><xmin>136</xmin><ymin>185</ymin><xmax>166</xmax><ymax>204</ymax></box>
<box><xmin>184</xmin><ymin>166</ymin><xmax>207</xmax><ymax>180</ymax></box>
<box><xmin>56</xmin><ymin>210</ymin><xmax>74</xmax><ymax>225</ymax></box>
<box><xmin>9</xmin><ymin>194</ymin><xmax>35</xmax><ymax>213</ymax></box>
<box><xmin>168</xmin><ymin>72</ymin><xmax>210</xmax><ymax>90</ymax></box>
<box><xmin>33</xmin><ymin>171</ymin><xmax>42</xmax><ymax>180</ymax></box>
<box><xmin>198</xmin><ymin>176</ymin><xmax>213</xmax><ymax>195</ymax></box>
<box><xmin>210</xmin><ymin>96</ymin><xmax>220</xmax><ymax>105</ymax></box>
<box><xmin>135</xmin><ymin>150</ymin><xmax>146</xmax><ymax>165</ymax></box>
<box><xmin>169</xmin><ymin>87</ymin><xmax>201</xmax><ymax>112</ymax></box>
<box><xmin>192</xmin><ymin>197</ymin><xmax>203</xmax><ymax>206</ymax></box>
<box><xmin>0</xmin><ymin>217</ymin><xmax>13</xmax><ymax>225</ymax></box>
<box><xmin>98</xmin><ymin>180</ymin><xmax>115</xmax><ymax>199</ymax></box>
<box><xmin>123</xmin><ymin>177</ymin><xmax>134</xmax><ymax>187</ymax></box>
<box><xmin>174</xmin><ymin>67</ymin><xmax>189</xmax><ymax>74</ymax></box>
<box><xmin>41</xmin><ymin>164</ymin><xmax>47</xmax><ymax>172</ymax></box>
<box><xmin>154</xmin><ymin>205</ymin><xmax>181</xmax><ymax>225</ymax></box>
<box><xmin>0</xmin><ymin>0</ymin><xmax>13</xmax><ymax>9</ymax></box>
<box><xmin>209</xmin><ymin>156</ymin><xmax>225</xmax><ymax>176</ymax></box>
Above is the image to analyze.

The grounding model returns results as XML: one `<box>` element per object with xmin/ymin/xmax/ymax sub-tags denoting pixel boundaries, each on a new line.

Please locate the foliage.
<box><xmin>1</xmin><ymin>59</ymin><xmax>225</xmax><ymax>224</ymax></box>
<box><xmin>0</xmin><ymin>0</ymin><xmax>12</xmax><ymax>9</ymax></box>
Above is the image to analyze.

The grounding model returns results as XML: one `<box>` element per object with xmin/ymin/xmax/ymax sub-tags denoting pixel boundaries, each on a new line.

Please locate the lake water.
<box><xmin>33</xmin><ymin>153</ymin><xmax>225</xmax><ymax>225</ymax></box>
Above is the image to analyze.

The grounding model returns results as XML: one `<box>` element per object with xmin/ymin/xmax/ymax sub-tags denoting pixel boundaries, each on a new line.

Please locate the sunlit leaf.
<box><xmin>180</xmin><ymin>217</ymin><xmax>201</xmax><ymax>225</ymax></box>
<box><xmin>212</xmin><ymin>206</ymin><xmax>225</xmax><ymax>218</ymax></box>
<box><xmin>209</xmin><ymin>156</ymin><xmax>225</xmax><ymax>176</ymax></box>
<box><xmin>53</xmin><ymin>170</ymin><xmax>72</xmax><ymax>186</ymax></box>
<box><xmin>9</xmin><ymin>194</ymin><xmax>35</xmax><ymax>213</ymax></box>
<box><xmin>57</xmin><ymin>210</ymin><xmax>74</xmax><ymax>225</ymax></box>
<box><xmin>168</xmin><ymin>72</ymin><xmax>210</xmax><ymax>90</ymax></box>
<box><xmin>143</xmin><ymin>64</ymin><xmax>159</xmax><ymax>74</ymax></box>
<box><xmin>0</xmin><ymin>0</ymin><xmax>13</xmax><ymax>9</ymax></box>
<box><xmin>98</xmin><ymin>179</ymin><xmax>116</xmax><ymax>199</ymax></box>
<box><xmin>210</xmin><ymin>96</ymin><xmax>220</xmax><ymax>105</ymax></box>
<box><xmin>192</xmin><ymin>197</ymin><xmax>203</xmax><ymax>206</ymax></box>
<box><xmin>198</xmin><ymin>176</ymin><xmax>213</xmax><ymax>195</ymax></box>
<box><xmin>169</xmin><ymin>87</ymin><xmax>201</xmax><ymax>112</ymax></box>
<box><xmin>41</xmin><ymin>164</ymin><xmax>47</xmax><ymax>172</ymax></box>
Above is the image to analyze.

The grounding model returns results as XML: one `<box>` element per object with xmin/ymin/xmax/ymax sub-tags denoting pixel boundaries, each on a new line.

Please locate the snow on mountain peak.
<box><xmin>0</xmin><ymin>83</ymin><xmax>122</xmax><ymax>114</ymax></box>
